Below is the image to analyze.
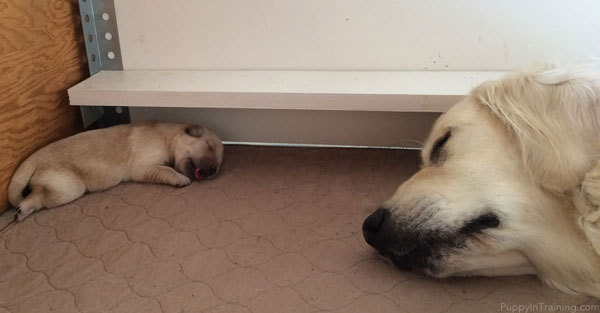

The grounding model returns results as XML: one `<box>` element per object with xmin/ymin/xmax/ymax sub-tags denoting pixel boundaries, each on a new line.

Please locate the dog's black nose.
<box><xmin>363</xmin><ymin>207</ymin><xmax>389</xmax><ymax>234</ymax></box>
<box><xmin>362</xmin><ymin>207</ymin><xmax>391</xmax><ymax>248</ymax></box>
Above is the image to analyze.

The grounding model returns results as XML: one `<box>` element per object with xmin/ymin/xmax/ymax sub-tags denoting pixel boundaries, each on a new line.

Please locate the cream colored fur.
<box><xmin>8</xmin><ymin>122</ymin><xmax>224</xmax><ymax>221</ymax></box>
<box><xmin>474</xmin><ymin>60</ymin><xmax>600</xmax><ymax>193</ymax></box>
<box><xmin>381</xmin><ymin>61</ymin><xmax>600</xmax><ymax>298</ymax></box>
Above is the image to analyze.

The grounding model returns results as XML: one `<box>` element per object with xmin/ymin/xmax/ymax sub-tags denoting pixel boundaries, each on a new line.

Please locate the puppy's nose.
<box><xmin>362</xmin><ymin>207</ymin><xmax>391</xmax><ymax>249</ymax></box>
<box><xmin>205</xmin><ymin>166</ymin><xmax>218</xmax><ymax>177</ymax></box>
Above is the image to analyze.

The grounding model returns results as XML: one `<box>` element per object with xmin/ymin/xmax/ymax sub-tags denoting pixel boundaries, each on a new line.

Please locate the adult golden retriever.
<box><xmin>362</xmin><ymin>61</ymin><xmax>600</xmax><ymax>297</ymax></box>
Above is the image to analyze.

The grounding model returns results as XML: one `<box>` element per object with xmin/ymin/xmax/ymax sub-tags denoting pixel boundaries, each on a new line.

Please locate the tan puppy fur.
<box><xmin>7</xmin><ymin>122</ymin><xmax>224</xmax><ymax>221</ymax></box>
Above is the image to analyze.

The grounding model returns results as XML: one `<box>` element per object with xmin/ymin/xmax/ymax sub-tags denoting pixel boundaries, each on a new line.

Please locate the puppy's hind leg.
<box><xmin>16</xmin><ymin>171</ymin><xmax>86</xmax><ymax>221</ymax></box>
<box><xmin>15</xmin><ymin>190</ymin><xmax>44</xmax><ymax>222</ymax></box>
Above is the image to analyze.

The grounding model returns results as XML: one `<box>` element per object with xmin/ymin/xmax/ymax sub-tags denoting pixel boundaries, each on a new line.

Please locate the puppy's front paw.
<box><xmin>174</xmin><ymin>176</ymin><xmax>192</xmax><ymax>188</ymax></box>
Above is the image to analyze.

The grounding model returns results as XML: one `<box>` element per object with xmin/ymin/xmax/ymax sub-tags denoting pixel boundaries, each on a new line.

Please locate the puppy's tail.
<box><xmin>574</xmin><ymin>161</ymin><xmax>600</xmax><ymax>256</ymax></box>
<box><xmin>7</xmin><ymin>159</ymin><xmax>36</xmax><ymax>207</ymax></box>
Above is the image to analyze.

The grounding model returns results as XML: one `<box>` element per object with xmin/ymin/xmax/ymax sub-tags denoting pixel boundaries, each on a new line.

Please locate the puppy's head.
<box><xmin>172</xmin><ymin>124</ymin><xmax>224</xmax><ymax>181</ymax></box>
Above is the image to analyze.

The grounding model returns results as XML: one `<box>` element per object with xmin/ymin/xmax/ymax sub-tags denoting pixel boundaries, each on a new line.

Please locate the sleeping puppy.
<box><xmin>8</xmin><ymin>121</ymin><xmax>224</xmax><ymax>221</ymax></box>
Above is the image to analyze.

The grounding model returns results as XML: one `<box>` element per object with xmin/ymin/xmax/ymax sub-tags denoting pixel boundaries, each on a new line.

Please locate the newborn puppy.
<box><xmin>8</xmin><ymin>121</ymin><xmax>224</xmax><ymax>221</ymax></box>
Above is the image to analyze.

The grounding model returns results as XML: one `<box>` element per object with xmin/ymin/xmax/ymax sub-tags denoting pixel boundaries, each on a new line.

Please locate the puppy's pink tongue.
<box><xmin>194</xmin><ymin>168</ymin><xmax>205</xmax><ymax>181</ymax></box>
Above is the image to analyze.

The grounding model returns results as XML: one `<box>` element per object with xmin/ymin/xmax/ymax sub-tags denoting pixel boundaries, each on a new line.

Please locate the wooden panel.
<box><xmin>0</xmin><ymin>0</ymin><xmax>88</xmax><ymax>213</ymax></box>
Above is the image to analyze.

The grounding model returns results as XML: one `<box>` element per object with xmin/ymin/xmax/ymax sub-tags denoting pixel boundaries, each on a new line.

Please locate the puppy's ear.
<box><xmin>185</xmin><ymin>125</ymin><xmax>205</xmax><ymax>138</ymax></box>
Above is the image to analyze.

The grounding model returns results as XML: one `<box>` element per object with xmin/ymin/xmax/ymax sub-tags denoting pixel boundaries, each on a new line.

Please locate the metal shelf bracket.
<box><xmin>77</xmin><ymin>0</ymin><xmax>129</xmax><ymax>127</ymax></box>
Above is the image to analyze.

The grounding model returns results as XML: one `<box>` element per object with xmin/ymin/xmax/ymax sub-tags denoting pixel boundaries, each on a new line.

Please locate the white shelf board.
<box><xmin>68</xmin><ymin>70</ymin><xmax>509</xmax><ymax>112</ymax></box>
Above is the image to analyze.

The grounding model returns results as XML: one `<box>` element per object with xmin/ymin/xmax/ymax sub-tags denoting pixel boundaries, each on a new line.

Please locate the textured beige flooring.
<box><xmin>1</xmin><ymin>146</ymin><xmax>598</xmax><ymax>313</ymax></box>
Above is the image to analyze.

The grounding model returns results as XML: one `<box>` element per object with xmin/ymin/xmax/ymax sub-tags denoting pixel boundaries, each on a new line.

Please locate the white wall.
<box><xmin>114</xmin><ymin>0</ymin><xmax>600</xmax><ymax>147</ymax></box>
<box><xmin>115</xmin><ymin>0</ymin><xmax>600</xmax><ymax>71</ymax></box>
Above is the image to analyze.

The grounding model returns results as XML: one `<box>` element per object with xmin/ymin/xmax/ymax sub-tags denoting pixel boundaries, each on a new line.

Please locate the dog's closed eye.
<box><xmin>430</xmin><ymin>130</ymin><xmax>451</xmax><ymax>164</ymax></box>
<box><xmin>459</xmin><ymin>213</ymin><xmax>500</xmax><ymax>234</ymax></box>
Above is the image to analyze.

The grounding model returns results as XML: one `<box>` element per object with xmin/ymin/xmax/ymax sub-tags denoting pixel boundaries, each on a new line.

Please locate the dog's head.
<box><xmin>172</xmin><ymin>124</ymin><xmax>224</xmax><ymax>181</ymax></box>
<box><xmin>363</xmin><ymin>99</ymin><xmax>540</xmax><ymax>278</ymax></box>
<box><xmin>363</xmin><ymin>62</ymin><xmax>600</xmax><ymax>296</ymax></box>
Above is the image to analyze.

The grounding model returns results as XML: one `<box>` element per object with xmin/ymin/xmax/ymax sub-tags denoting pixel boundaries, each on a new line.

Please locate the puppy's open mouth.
<box><xmin>186</xmin><ymin>158</ymin><xmax>219</xmax><ymax>181</ymax></box>
<box><xmin>186</xmin><ymin>160</ymin><xmax>204</xmax><ymax>181</ymax></box>
<box><xmin>194</xmin><ymin>167</ymin><xmax>205</xmax><ymax>180</ymax></box>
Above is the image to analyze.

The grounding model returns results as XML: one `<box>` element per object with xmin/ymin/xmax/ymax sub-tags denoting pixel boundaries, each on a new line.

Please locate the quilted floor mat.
<box><xmin>1</xmin><ymin>146</ymin><xmax>597</xmax><ymax>313</ymax></box>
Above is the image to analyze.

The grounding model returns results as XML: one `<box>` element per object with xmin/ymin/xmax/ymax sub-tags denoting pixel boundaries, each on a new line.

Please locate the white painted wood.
<box><xmin>68</xmin><ymin>70</ymin><xmax>507</xmax><ymax>112</ymax></box>
<box><xmin>129</xmin><ymin>107</ymin><xmax>440</xmax><ymax>148</ymax></box>
<box><xmin>82</xmin><ymin>0</ymin><xmax>600</xmax><ymax>147</ymax></box>
<box><xmin>114</xmin><ymin>0</ymin><xmax>600</xmax><ymax>71</ymax></box>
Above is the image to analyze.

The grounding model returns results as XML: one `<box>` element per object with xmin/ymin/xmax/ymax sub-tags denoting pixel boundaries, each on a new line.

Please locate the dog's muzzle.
<box><xmin>362</xmin><ymin>207</ymin><xmax>450</xmax><ymax>273</ymax></box>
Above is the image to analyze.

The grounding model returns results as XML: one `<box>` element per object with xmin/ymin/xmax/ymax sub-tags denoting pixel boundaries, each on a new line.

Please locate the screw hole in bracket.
<box><xmin>78</xmin><ymin>0</ymin><xmax>128</xmax><ymax>127</ymax></box>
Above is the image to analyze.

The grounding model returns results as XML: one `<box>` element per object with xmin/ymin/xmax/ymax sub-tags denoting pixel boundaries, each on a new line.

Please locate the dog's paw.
<box><xmin>174</xmin><ymin>176</ymin><xmax>192</xmax><ymax>188</ymax></box>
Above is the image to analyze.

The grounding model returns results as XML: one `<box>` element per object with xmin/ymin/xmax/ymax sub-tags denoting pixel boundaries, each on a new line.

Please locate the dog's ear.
<box><xmin>574</xmin><ymin>162</ymin><xmax>600</xmax><ymax>257</ymax></box>
<box><xmin>473</xmin><ymin>61</ymin><xmax>600</xmax><ymax>193</ymax></box>
<box><xmin>185</xmin><ymin>125</ymin><xmax>205</xmax><ymax>138</ymax></box>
